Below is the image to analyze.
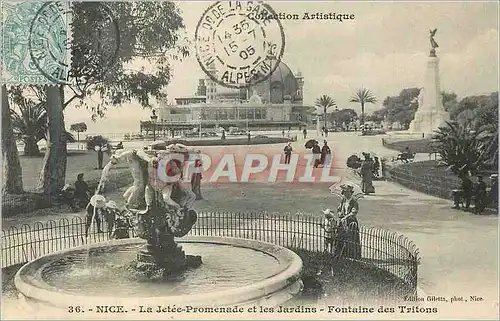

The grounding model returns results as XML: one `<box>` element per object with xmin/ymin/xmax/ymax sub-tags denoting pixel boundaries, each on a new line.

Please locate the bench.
<box><xmin>392</xmin><ymin>152</ymin><xmax>415</xmax><ymax>163</ymax></box>
<box><xmin>451</xmin><ymin>187</ymin><xmax>494</xmax><ymax>210</ymax></box>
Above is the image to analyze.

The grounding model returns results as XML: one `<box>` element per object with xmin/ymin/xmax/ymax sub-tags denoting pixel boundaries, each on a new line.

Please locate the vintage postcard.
<box><xmin>1</xmin><ymin>0</ymin><xmax>498</xmax><ymax>320</ymax></box>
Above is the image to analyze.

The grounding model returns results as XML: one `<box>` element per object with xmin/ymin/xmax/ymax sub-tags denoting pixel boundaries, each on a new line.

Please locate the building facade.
<box><xmin>146</xmin><ymin>60</ymin><xmax>308</xmax><ymax>131</ymax></box>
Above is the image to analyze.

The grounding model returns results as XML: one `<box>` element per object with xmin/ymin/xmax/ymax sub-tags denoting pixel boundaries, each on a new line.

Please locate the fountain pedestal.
<box><xmin>131</xmin><ymin>196</ymin><xmax>202</xmax><ymax>279</ymax></box>
<box><xmin>135</xmin><ymin>234</ymin><xmax>202</xmax><ymax>275</ymax></box>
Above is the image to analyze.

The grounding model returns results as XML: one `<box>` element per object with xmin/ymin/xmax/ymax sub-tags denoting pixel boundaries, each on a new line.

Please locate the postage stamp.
<box><xmin>1</xmin><ymin>1</ymin><xmax>72</xmax><ymax>85</ymax></box>
<box><xmin>195</xmin><ymin>0</ymin><xmax>286</xmax><ymax>89</ymax></box>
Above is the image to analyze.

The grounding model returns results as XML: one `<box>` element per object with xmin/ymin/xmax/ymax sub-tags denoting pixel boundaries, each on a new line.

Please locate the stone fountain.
<box><xmin>13</xmin><ymin>145</ymin><xmax>303</xmax><ymax>316</ymax></box>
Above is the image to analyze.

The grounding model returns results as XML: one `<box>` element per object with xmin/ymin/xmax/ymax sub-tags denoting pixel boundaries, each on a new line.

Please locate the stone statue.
<box><xmin>429</xmin><ymin>28</ymin><xmax>439</xmax><ymax>56</ymax></box>
<box><xmin>105</xmin><ymin>147</ymin><xmax>202</xmax><ymax>278</ymax></box>
<box><xmin>109</xmin><ymin>149</ymin><xmax>156</xmax><ymax>209</ymax></box>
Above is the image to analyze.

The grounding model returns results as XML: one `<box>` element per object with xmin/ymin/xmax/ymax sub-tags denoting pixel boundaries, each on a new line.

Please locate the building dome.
<box><xmin>251</xmin><ymin>59</ymin><xmax>301</xmax><ymax>104</ymax></box>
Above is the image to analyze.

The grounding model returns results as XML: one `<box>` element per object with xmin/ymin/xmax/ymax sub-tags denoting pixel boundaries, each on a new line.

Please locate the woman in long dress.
<box><xmin>333</xmin><ymin>184</ymin><xmax>362</xmax><ymax>259</ymax></box>
<box><xmin>361</xmin><ymin>153</ymin><xmax>375</xmax><ymax>194</ymax></box>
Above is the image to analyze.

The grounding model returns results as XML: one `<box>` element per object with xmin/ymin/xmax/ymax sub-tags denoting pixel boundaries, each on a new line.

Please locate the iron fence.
<box><xmin>1</xmin><ymin>212</ymin><xmax>420</xmax><ymax>297</ymax></box>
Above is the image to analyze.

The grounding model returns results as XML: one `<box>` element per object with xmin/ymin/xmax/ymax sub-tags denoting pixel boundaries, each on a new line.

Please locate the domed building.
<box><xmin>250</xmin><ymin>59</ymin><xmax>302</xmax><ymax>104</ymax></box>
<box><xmin>147</xmin><ymin>59</ymin><xmax>307</xmax><ymax>135</ymax></box>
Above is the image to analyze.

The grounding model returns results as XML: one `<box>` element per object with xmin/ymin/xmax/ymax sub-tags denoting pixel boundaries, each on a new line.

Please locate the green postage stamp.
<box><xmin>1</xmin><ymin>1</ymin><xmax>72</xmax><ymax>85</ymax></box>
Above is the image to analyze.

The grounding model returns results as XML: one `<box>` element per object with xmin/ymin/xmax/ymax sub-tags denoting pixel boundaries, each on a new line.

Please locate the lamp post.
<box><xmin>151</xmin><ymin>109</ymin><xmax>158</xmax><ymax>141</ymax></box>
<box><xmin>198</xmin><ymin>112</ymin><xmax>202</xmax><ymax>140</ymax></box>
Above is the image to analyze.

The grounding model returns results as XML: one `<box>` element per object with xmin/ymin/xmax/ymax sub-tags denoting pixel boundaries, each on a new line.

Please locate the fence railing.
<box><xmin>1</xmin><ymin>212</ymin><xmax>420</xmax><ymax>298</ymax></box>
<box><xmin>386</xmin><ymin>164</ymin><xmax>458</xmax><ymax>200</ymax></box>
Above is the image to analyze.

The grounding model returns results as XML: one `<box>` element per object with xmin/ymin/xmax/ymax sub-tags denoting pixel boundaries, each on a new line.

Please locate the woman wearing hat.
<box><xmin>334</xmin><ymin>184</ymin><xmax>362</xmax><ymax>259</ymax></box>
<box><xmin>360</xmin><ymin>153</ymin><xmax>375</xmax><ymax>194</ymax></box>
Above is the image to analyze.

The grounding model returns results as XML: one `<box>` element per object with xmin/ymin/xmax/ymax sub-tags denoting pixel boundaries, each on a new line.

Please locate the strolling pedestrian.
<box><xmin>460</xmin><ymin>171</ymin><xmax>474</xmax><ymax>211</ymax></box>
<box><xmin>321</xmin><ymin>141</ymin><xmax>331</xmax><ymax>167</ymax></box>
<box><xmin>303</xmin><ymin>128</ymin><xmax>307</xmax><ymax>139</ymax></box>
<box><xmin>284</xmin><ymin>143</ymin><xmax>292</xmax><ymax>164</ymax></box>
<box><xmin>312</xmin><ymin>141</ymin><xmax>321</xmax><ymax>168</ymax></box>
<box><xmin>474</xmin><ymin>175</ymin><xmax>487</xmax><ymax>214</ymax></box>
<box><xmin>360</xmin><ymin>153</ymin><xmax>375</xmax><ymax>194</ymax></box>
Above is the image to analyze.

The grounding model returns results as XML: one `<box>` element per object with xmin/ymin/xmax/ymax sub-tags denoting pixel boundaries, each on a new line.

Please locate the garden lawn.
<box><xmin>2</xmin><ymin>151</ymin><xmax>131</xmax><ymax>217</ymax></box>
<box><xmin>17</xmin><ymin>150</ymin><xmax>120</xmax><ymax>191</ymax></box>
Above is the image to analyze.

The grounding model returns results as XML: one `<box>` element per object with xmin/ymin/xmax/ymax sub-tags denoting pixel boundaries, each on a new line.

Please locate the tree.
<box><xmin>431</xmin><ymin>121</ymin><xmax>491</xmax><ymax>175</ymax></box>
<box><xmin>8</xmin><ymin>86</ymin><xmax>75</xmax><ymax>157</ymax></box>
<box><xmin>442</xmin><ymin>91</ymin><xmax>458</xmax><ymax>116</ymax></box>
<box><xmin>1</xmin><ymin>85</ymin><xmax>23</xmax><ymax>194</ymax></box>
<box><xmin>382</xmin><ymin>88</ymin><xmax>420</xmax><ymax>129</ymax></box>
<box><xmin>8</xmin><ymin>2</ymin><xmax>189</xmax><ymax>195</ymax></box>
<box><xmin>38</xmin><ymin>85</ymin><xmax>68</xmax><ymax>194</ymax></box>
<box><xmin>349</xmin><ymin>88</ymin><xmax>377</xmax><ymax>127</ymax></box>
<box><xmin>86</xmin><ymin>135</ymin><xmax>111</xmax><ymax>170</ymax></box>
<box><xmin>329</xmin><ymin>108</ymin><xmax>358</xmax><ymax>128</ymax></box>
<box><xmin>10</xmin><ymin>100</ymin><xmax>47</xmax><ymax>156</ymax></box>
<box><xmin>368</xmin><ymin>109</ymin><xmax>387</xmax><ymax>123</ymax></box>
<box><xmin>314</xmin><ymin>95</ymin><xmax>336</xmax><ymax>129</ymax></box>
<box><xmin>70</xmin><ymin>122</ymin><xmax>88</xmax><ymax>141</ymax></box>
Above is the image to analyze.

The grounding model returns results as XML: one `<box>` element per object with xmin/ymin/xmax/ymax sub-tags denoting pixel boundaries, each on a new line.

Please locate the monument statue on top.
<box><xmin>408</xmin><ymin>29</ymin><xmax>449</xmax><ymax>136</ymax></box>
<box><xmin>429</xmin><ymin>28</ymin><xmax>439</xmax><ymax>57</ymax></box>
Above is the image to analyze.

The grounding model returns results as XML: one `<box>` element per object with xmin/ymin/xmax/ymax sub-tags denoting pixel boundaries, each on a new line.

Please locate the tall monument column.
<box><xmin>409</xmin><ymin>29</ymin><xmax>450</xmax><ymax>135</ymax></box>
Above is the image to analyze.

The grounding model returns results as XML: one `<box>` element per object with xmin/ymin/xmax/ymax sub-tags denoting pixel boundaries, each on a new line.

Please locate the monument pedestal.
<box><xmin>409</xmin><ymin>55</ymin><xmax>449</xmax><ymax>136</ymax></box>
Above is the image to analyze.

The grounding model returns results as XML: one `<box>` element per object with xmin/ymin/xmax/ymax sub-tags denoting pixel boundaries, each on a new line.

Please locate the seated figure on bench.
<box><xmin>397</xmin><ymin>147</ymin><xmax>415</xmax><ymax>163</ymax></box>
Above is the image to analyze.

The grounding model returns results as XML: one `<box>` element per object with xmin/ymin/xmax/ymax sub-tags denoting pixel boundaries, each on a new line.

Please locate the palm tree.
<box><xmin>315</xmin><ymin>95</ymin><xmax>337</xmax><ymax>129</ymax></box>
<box><xmin>431</xmin><ymin>121</ymin><xmax>491</xmax><ymax>175</ymax></box>
<box><xmin>10</xmin><ymin>100</ymin><xmax>47</xmax><ymax>156</ymax></box>
<box><xmin>349</xmin><ymin>88</ymin><xmax>377</xmax><ymax>128</ymax></box>
<box><xmin>11</xmin><ymin>99</ymin><xmax>76</xmax><ymax>157</ymax></box>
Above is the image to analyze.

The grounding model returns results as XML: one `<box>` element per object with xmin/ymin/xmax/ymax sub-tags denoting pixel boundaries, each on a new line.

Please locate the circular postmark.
<box><xmin>28</xmin><ymin>1</ymin><xmax>72</xmax><ymax>85</ymax></box>
<box><xmin>28</xmin><ymin>2</ymin><xmax>120</xmax><ymax>85</ymax></box>
<box><xmin>195</xmin><ymin>1</ymin><xmax>286</xmax><ymax>89</ymax></box>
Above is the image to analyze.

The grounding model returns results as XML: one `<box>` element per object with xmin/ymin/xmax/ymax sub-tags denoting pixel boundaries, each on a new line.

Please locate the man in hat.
<box><xmin>284</xmin><ymin>143</ymin><xmax>293</xmax><ymax>164</ymax></box>
<box><xmin>474</xmin><ymin>175</ymin><xmax>487</xmax><ymax>214</ymax></box>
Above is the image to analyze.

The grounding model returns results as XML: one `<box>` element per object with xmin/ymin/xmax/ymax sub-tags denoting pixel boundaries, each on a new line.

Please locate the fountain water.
<box><xmin>14</xmin><ymin>147</ymin><xmax>303</xmax><ymax>315</ymax></box>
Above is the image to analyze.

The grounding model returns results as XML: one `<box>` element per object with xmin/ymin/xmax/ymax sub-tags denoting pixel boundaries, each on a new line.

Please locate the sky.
<box><xmin>63</xmin><ymin>1</ymin><xmax>499</xmax><ymax>134</ymax></box>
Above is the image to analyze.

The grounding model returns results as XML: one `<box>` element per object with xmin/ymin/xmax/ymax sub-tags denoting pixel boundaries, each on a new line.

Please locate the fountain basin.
<box><xmin>15</xmin><ymin>236</ymin><xmax>303</xmax><ymax>312</ymax></box>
